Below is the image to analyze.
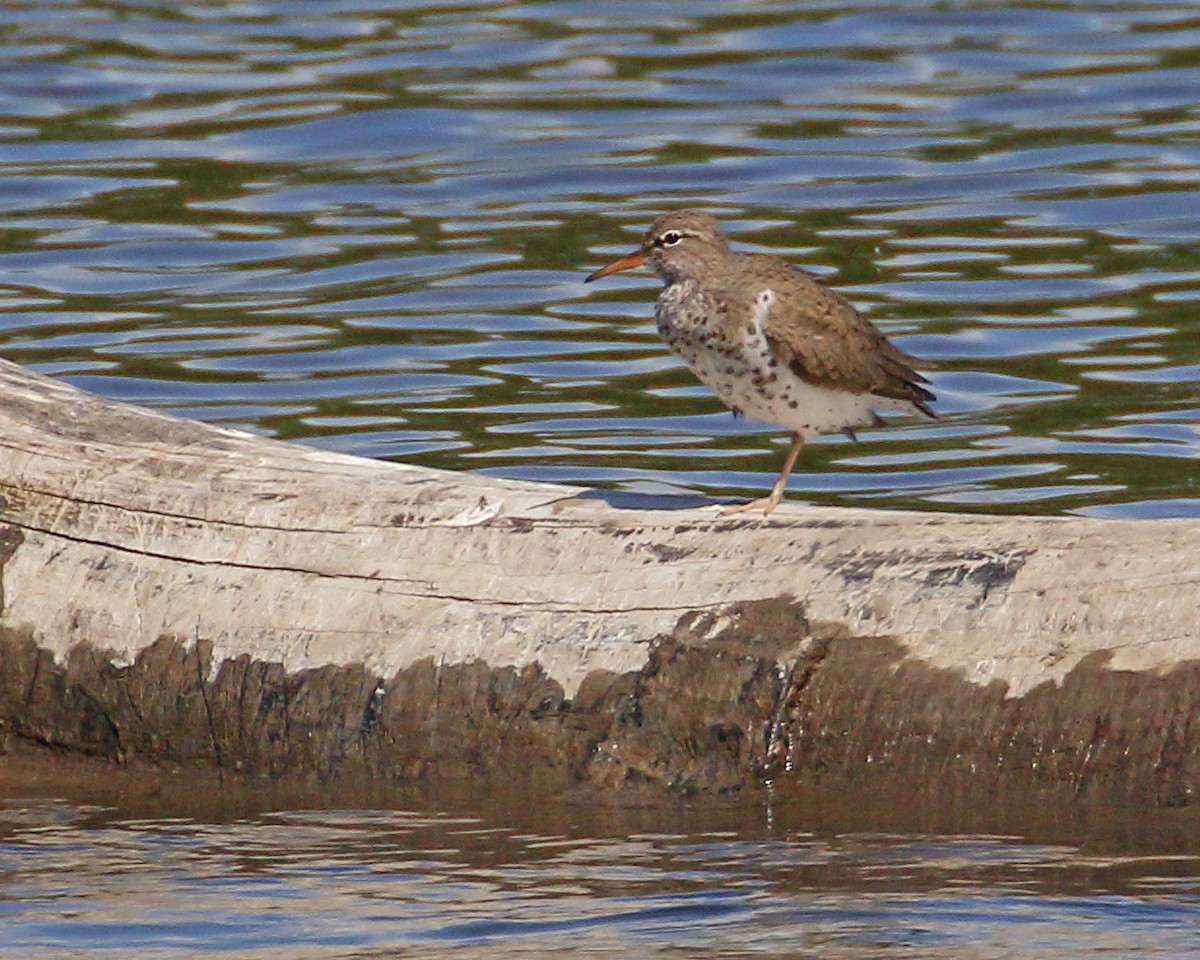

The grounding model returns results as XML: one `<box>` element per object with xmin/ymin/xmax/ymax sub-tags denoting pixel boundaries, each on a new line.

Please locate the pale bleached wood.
<box><xmin>0</xmin><ymin>356</ymin><xmax>1196</xmax><ymax>699</ymax></box>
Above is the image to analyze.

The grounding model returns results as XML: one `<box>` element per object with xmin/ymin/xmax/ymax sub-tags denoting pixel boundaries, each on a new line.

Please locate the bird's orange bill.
<box><xmin>584</xmin><ymin>250</ymin><xmax>645</xmax><ymax>283</ymax></box>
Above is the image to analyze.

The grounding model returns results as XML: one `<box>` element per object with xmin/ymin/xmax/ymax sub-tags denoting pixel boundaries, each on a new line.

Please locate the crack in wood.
<box><xmin>3</xmin><ymin>517</ymin><xmax>743</xmax><ymax>617</ymax></box>
<box><xmin>0</xmin><ymin>481</ymin><xmax>506</xmax><ymax>534</ymax></box>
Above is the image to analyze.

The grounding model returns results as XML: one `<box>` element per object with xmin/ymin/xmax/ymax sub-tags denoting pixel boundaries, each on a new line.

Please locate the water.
<box><xmin>1</xmin><ymin>779</ymin><xmax>1199</xmax><ymax>960</ymax></box>
<box><xmin>0</xmin><ymin>0</ymin><xmax>1198</xmax><ymax>516</ymax></box>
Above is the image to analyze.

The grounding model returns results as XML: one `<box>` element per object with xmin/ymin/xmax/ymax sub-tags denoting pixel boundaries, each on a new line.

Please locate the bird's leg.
<box><xmin>720</xmin><ymin>432</ymin><xmax>804</xmax><ymax>516</ymax></box>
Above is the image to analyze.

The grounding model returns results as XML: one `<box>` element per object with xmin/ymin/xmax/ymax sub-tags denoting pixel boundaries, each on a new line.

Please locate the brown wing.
<box><xmin>729</xmin><ymin>253</ymin><xmax>935</xmax><ymax>416</ymax></box>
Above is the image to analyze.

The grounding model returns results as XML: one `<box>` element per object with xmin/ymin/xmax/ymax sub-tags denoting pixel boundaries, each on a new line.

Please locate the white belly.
<box><xmin>680</xmin><ymin>342</ymin><xmax>886</xmax><ymax>438</ymax></box>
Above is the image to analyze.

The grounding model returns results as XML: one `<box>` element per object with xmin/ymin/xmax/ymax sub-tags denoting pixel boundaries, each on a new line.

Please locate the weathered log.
<box><xmin>1</xmin><ymin>357</ymin><xmax>1198</xmax><ymax>804</ymax></box>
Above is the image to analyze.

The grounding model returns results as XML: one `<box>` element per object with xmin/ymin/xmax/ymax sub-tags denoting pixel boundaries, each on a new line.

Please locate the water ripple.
<box><xmin>0</xmin><ymin>0</ymin><xmax>1198</xmax><ymax>517</ymax></box>
<box><xmin>1</xmin><ymin>801</ymin><xmax>1198</xmax><ymax>958</ymax></box>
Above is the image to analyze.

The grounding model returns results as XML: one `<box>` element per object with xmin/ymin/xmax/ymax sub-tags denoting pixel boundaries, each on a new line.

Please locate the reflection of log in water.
<box><xmin>1</xmin><ymin>357</ymin><xmax>1198</xmax><ymax>805</ymax></box>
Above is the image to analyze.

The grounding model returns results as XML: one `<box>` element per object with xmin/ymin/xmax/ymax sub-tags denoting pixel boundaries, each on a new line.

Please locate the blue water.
<box><xmin>1</xmin><ymin>796</ymin><xmax>1198</xmax><ymax>959</ymax></box>
<box><xmin>0</xmin><ymin>0</ymin><xmax>1198</xmax><ymax>515</ymax></box>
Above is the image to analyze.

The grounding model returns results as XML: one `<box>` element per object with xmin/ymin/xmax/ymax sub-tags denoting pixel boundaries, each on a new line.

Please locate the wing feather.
<box><xmin>724</xmin><ymin>254</ymin><xmax>935</xmax><ymax>416</ymax></box>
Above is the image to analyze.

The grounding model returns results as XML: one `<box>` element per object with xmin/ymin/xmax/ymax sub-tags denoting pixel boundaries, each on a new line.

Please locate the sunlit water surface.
<box><xmin>1</xmin><ymin>791</ymin><xmax>1199</xmax><ymax>959</ymax></box>
<box><xmin>1</xmin><ymin>0</ymin><xmax>1199</xmax><ymax>515</ymax></box>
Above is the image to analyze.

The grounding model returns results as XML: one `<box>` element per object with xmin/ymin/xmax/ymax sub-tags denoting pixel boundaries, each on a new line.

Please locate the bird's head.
<box><xmin>585</xmin><ymin>210</ymin><xmax>731</xmax><ymax>285</ymax></box>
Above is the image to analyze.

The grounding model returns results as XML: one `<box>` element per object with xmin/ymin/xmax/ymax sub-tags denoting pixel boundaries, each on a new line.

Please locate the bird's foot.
<box><xmin>719</xmin><ymin>493</ymin><xmax>782</xmax><ymax>517</ymax></box>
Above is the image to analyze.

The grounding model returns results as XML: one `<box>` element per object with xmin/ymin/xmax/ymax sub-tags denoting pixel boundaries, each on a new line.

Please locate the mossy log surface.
<box><xmin>1</xmin><ymin>357</ymin><xmax>1198</xmax><ymax>804</ymax></box>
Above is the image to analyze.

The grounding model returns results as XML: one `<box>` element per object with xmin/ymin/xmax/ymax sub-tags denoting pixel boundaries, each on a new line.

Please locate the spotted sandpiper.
<box><xmin>585</xmin><ymin>210</ymin><xmax>936</xmax><ymax>515</ymax></box>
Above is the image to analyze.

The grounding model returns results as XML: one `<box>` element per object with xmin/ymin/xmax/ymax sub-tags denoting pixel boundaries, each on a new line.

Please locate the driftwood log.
<box><xmin>1</xmin><ymin>356</ymin><xmax>1198</xmax><ymax>805</ymax></box>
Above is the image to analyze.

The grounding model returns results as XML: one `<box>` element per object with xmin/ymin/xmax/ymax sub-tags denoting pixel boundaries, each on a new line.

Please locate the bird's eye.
<box><xmin>658</xmin><ymin>231</ymin><xmax>684</xmax><ymax>247</ymax></box>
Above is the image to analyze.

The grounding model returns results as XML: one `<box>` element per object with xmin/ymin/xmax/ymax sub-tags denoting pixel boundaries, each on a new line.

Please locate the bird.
<box><xmin>584</xmin><ymin>210</ymin><xmax>935</xmax><ymax>515</ymax></box>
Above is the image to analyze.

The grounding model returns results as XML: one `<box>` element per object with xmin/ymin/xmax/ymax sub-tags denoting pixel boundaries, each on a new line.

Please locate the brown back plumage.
<box><xmin>714</xmin><ymin>252</ymin><xmax>935</xmax><ymax>416</ymax></box>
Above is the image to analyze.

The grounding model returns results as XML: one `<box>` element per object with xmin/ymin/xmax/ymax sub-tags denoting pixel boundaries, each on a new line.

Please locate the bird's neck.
<box><xmin>653</xmin><ymin>263</ymin><xmax>687</xmax><ymax>287</ymax></box>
